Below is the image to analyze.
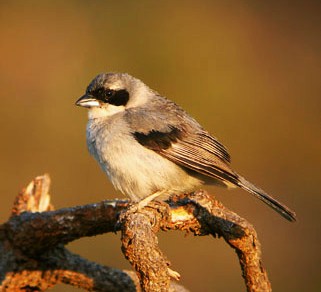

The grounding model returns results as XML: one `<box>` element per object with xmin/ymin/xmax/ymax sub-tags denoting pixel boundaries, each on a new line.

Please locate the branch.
<box><xmin>1</xmin><ymin>175</ymin><xmax>136</xmax><ymax>291</ymax></box>
<box><xmin>0</xmin><ymin>175</ymin><xmax>271</xmax><ymax>291</ymax></box>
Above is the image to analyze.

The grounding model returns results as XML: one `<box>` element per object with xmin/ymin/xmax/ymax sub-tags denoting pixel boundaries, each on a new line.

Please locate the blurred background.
<box><xmin>0</xmin><ymin>1</ymin><xmax>320</xmax><ymax>291</ymax></box>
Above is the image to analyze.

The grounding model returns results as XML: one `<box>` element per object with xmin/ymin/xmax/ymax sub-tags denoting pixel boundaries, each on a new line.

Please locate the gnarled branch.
<box><xmin>0</xmin><ymin>175</ymin><xmax>271</xmax><ymax>291</ymax></box>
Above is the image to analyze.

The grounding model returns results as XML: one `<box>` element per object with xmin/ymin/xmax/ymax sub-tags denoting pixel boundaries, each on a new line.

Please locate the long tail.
<box><xmin>237</xmin><ymin>175</ymin><xmax>296</xmax><ymax>222</ymax></box>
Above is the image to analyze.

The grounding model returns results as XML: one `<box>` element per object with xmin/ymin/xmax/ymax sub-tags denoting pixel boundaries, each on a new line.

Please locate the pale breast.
<box><xmin>86</xmin><ymin>115</ymin><xmax>204</xmax><ymax>201</ymax></box>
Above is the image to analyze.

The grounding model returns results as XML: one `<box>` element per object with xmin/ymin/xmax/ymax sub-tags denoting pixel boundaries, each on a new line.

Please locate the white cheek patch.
<box><xmin>88</xmin><ymin>104</ymin><xmax>125</xmax><ymax>119</ymax></box>
<box><xmin>105</xmin><ymin>104</ymin><xmax>126</xmax><ymax>116</ymax></box>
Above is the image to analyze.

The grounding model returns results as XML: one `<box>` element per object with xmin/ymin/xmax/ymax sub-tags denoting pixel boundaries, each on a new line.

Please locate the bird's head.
<box><xmin>76</xmin><ymin>73</ymin><xmax>152</xmax><ymax>119</ymax></box>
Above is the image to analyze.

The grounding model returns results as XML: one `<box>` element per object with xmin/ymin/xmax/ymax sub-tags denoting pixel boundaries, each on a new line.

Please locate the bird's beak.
<box><xmin>75</xmin><ymin>94</ymin><xmax>100</xmax><ymax>108</ymax></box>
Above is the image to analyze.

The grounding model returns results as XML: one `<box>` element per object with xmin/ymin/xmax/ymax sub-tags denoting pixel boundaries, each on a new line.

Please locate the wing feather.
<box><xmin>161</xmin><ymin>137</ymin><xmax>239</xmax><ymax>185</ymax></box>
<box><xmin>128</xmin><ymin>106</ymin><xmax>296</xmax><ymax>222</ymax></box>
<box><xmin>133</xmin><ymin>125</ymin><xmax>238</xmax><ymax>187</ymax></box>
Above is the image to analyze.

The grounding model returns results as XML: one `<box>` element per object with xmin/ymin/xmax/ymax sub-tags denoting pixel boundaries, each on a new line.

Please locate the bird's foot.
<box><xmin>136</xmin><ymin>191</ymin><xmax>167</xmax><ymax>210</ymax></box>
<box><xmin>168</xmin><ymin>267</ymin><xmax>181</xmax><ymax>280</ymax></box>
<box><xmin>118</xmin><ymin>191</ymin><xmax>168</xmax><ymax>224</ymax></box>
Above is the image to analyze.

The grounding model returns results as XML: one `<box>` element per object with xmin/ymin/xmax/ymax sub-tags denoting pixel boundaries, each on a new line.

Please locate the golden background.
<box><xmin>0</xmin><ymin>1</ymin><xmax>320</xmax><ymax>291</ymax></box>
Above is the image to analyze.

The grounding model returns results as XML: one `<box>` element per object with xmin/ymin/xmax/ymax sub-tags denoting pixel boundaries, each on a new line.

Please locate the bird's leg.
<box><xmin>137</xmin><ymin>190</ymin><xmax>167</xmax><ymax>210</ymax></box>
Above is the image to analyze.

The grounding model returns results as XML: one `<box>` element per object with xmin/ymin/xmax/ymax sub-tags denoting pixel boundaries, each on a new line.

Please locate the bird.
<box><xmin>76</xmin><ymin>72</ymin><xmax>296</xmax><ymax>222</ymax></box>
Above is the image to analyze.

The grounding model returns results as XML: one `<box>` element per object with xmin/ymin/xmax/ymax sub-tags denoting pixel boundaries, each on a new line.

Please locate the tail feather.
<box><xmin>237</xmin><ymin>175</ymin><xmax>296</xmax><ymax>222</ymax></box>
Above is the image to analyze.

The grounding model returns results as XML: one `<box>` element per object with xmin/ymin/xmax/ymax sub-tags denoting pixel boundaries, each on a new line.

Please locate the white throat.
<box><xmin>88</xmin><ymin>105</ymin><xmax>125</xmax><ymax>119</ymax></box>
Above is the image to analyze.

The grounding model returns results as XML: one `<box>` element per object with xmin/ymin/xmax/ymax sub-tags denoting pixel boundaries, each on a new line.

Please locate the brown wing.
<box><xmin>133</xmin><ymin>127</ymin><xmax>239</xmax><ymax>186</ymax></box>
<box><xmin>133</xmin><ymin>126</ymin><xmax>297</xmax><ymax>222</ymax></box>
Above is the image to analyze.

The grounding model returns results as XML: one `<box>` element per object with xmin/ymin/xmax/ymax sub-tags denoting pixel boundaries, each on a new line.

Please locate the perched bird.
<box><xmin>76</xmin><ymin>72</ymin><xmax>296</xmax><ymax>222</ymax></box>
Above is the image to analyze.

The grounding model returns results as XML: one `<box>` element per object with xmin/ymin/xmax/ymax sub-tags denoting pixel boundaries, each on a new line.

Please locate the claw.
<box><xmin>136</xmin><ymin>191</ymin><xmax>167</xmax><ymax>210</ymax></box>
<box><xmin>168</xmin><ymin>268</ymin><xmax>181</xmax><ymax>281</ymax></box>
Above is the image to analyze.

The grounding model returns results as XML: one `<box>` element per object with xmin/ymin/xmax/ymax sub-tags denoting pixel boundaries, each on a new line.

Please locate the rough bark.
<box><xmin>0</xmin><ymin>175</ymin><xmax>271</xmax><ymax>291</ymax></box>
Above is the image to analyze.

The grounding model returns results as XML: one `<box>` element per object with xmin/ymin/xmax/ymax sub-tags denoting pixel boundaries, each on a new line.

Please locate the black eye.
<box><xmin>90</xmin><ymin>87</ymin><xmax>129</xmax><ymax>106</ymax></box>
<box><xmin>91</xmin><ymin>88</ymin><xmax>114</xmax><ymax>101</ymax></box>
<box><xmin>105</xmin><ymin>90</ymin><xmax>114</xmax><ymax>98</ymax></box>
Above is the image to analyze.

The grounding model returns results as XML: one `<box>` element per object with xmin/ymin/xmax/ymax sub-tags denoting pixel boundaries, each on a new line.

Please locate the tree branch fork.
<box><xmin>0</xmin><ymin>175</ymin><xmax>271</xmax><ymax>291</ymax></box>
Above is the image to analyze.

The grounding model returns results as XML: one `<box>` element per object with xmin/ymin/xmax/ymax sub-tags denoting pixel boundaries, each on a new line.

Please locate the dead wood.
<box><xmin>0</xmin><ymin>175</ymin><xmax>271</xmax><ymax>291</ymax></box>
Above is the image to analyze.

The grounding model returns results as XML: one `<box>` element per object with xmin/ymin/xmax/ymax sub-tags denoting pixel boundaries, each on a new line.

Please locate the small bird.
<box><xmin>76</xmin><ymin>72</ymin><xmax>296</xmax><ymax>222</ymax></box>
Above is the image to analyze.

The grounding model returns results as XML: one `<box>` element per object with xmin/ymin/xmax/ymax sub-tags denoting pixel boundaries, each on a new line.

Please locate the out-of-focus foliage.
<box><xmin>0</xmin><ymin>1</ymin><xmax>320</xmax><ymax>291</ymax></box>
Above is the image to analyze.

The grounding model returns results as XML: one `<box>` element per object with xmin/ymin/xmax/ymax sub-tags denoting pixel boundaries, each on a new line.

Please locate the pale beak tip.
<box><xmin>75</xmin><ymin>95</ymin><xmax>100</xmax><ymax>108</ymax></box>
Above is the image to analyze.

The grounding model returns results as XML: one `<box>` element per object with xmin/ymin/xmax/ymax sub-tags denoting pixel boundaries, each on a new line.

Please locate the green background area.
<box><xmin>0</xmin><ymin>1</ymin><xmax>320</xmax><ymax>291</ymax></box>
